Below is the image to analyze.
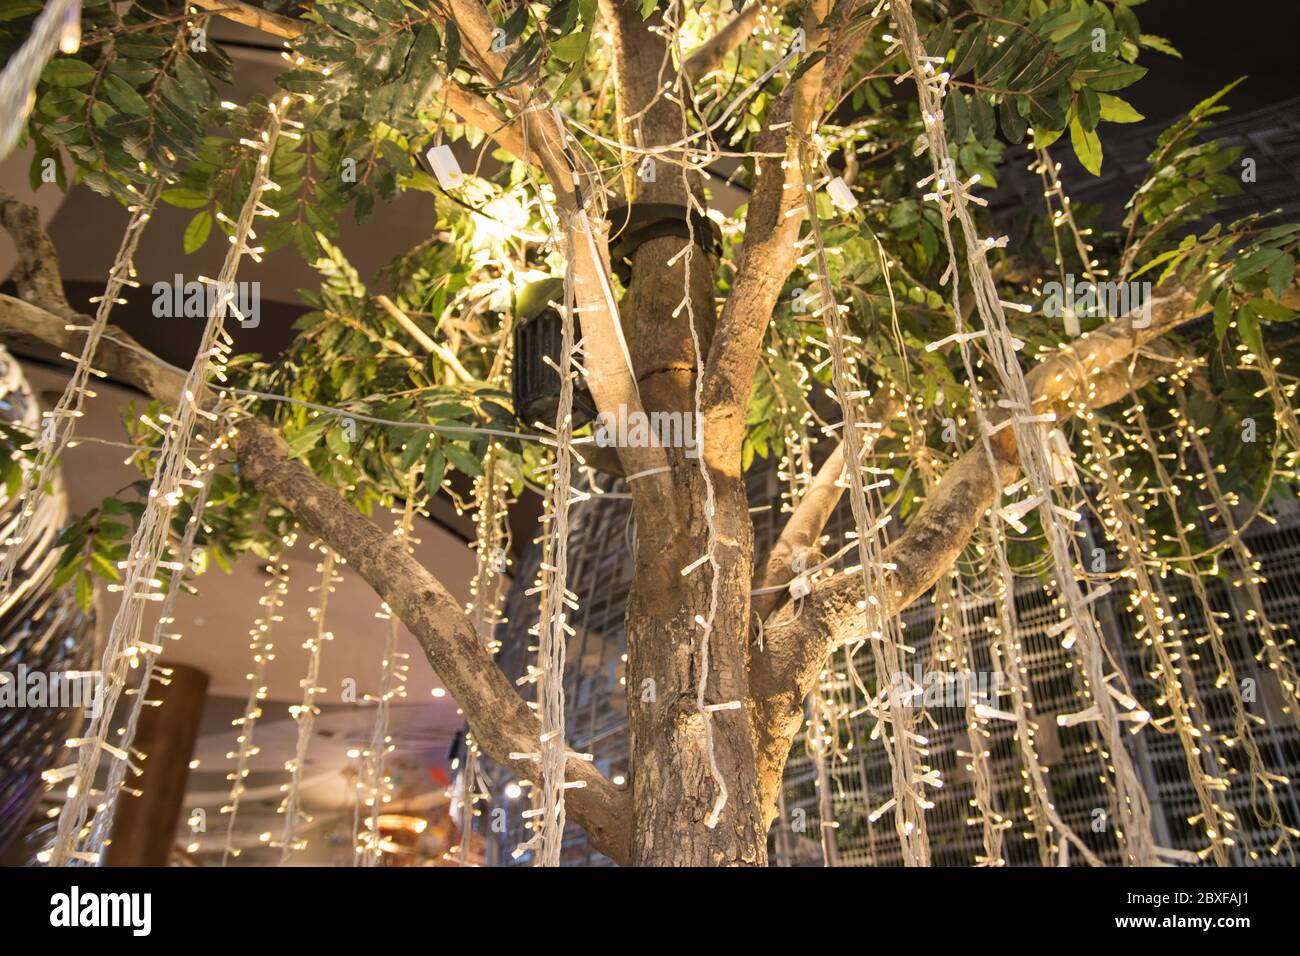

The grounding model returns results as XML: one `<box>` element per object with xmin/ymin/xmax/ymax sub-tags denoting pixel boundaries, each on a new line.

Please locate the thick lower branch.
<box><xmin>749</xmin><ymin>285</ymin><xmax>1210</xmax><ymax>824</ymax></box>
<box><xmin>0</xmin><ymin>294</ymin><xmax>633</xmax><ymax>863</ymax></box>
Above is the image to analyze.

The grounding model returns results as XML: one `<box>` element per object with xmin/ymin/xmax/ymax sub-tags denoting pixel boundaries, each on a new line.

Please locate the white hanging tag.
<box><xmin>425</xmin><ymin>144</ymin><xmax>463</xmax><ymax>190</ymax></box>
<box><xmin>826</xmin><ymin>176</ymin><xmax>858</xmax><ymax>212</ymax></box>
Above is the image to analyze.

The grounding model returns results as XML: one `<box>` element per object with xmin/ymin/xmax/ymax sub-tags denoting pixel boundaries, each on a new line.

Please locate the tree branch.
<box><xmin>750</xmin><ymin>390</ymin><xmax>901</xmax><ymax>621</ymax></box>
<box><xmin>747</xmin><ymin>277</ymin><xmax>1241</xmax><ymax>822</ymax></box>
<box><xmin>1</xmin><ymin>170</ymin><xmax>642</xmax><ymax>858</ymax></box>
<box><xmin>700</xmin><ymin>0</ymin><xmax>867</xmax><ymax>476</ymax></box>
<box><xmin>0</xmin><ymin>189</ymin><xmax>76</xmax><ymax>319</ymax></box>
<box><xmin>188</xmin><ymin>0</ymin><xmax>302</xmax><ymax>39</ymax></box>
<box><xmin>195</xmin><ymin>0</ymin><xmax>669</xmax><ymax>484</ymax></box>
<box><xmin>683</xmin><ymin>3</ymin><xmax>780</xmax><ymax>85</ymax></box>
<box><xmin>430</xmin><ymin>1</ymin><xmax>670</xmax><ymax>484</ymax></box>
<box><xmin>0</xmin><ymin>290</ymin><xmax>634</xmax><ymax>861</ymax></box>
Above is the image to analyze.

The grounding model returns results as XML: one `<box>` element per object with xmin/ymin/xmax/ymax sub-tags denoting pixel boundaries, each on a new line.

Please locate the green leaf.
<box><xmin>1097</xmin><ymin>93</ymin><xmax>1144</xmax><ymax>123</ymax></box>
<box><xmin>971</xmin><ymin>94</ymin><xmax>996</xmax><ymax>146</ymax></box>
<box><xmin>1082</xmin><ymin>61</ymin><xmax>1146</xmax><ymax>92</ymax></box>
<box><xmin>495</xmin><ymin>30</ymin><xmax>543</xmax><ymax>87</ymax></box>
<box><xmin>1032</xmin><ymin>126</ymin><xmax>1063</xmax><ymax>149</ymax></box>
<box><xmin>43</xmin><ymin>58</ymin><xmax>96</xmax><ymax>88</ymax></box>
<box><xmin>1213</xmin><ymin>289</ymin><xmax>1232</xmax><ymax>341</ymax></box>
<box><xmin>1069</xmin><ymin>115</ymin><xmax>1102</xmax><ymax>175</ymax></box>
<box><xmin>1077</xmin><ymin>88</ymin><xmax>1100</xmax><ymax>132</ymax></box>
<box><xmin>551</xmin><ymin>29</ymin><xmax>590</xmax><ymax>64</ymax></box>
<box><xmin>502</xmin><ymin>3</ymin><xmax>529</xmax><ymax>44</ymax></box>
<box><xmin>101</xmin><ymin>74</ymin><xmax>150</xmax><ymax>116</ymax></box>
<box><xmin>443</xmin><ymin>442</ymin><xmax>483</xmax><ymax>477</ymax></box>
<box><xmin>443</xmin><ymin>20</ymin><xmax>461</xmax><ymax>75</ymax></box>
<box><xmin>89</xmin><ymin>550</ymin><xmax>121</xmax><ymax>582</ymax></box>
<box><xmin>286</xmin><ymin>420</ymin><xmax>329</xmax><ymax>458</ymax></box>
<box><xmin>399</xmin><ymin>430</ymin><xmax>431</xmax><ymax>471</ymax></box>
<box><xmin>162</xmin><ymin>188</ymin><xmax>210</xmax><ymax>209</ymax></box>
<box><xmin>1236</xmin><ymin>306</ymin><xmax>1263</xmax><ymax>356</ymax></box>
<box><xmin>1130</xmin><ymin>245</ymin><xmax>1187</xmax><ymax>280</ymax></box>
<box><xmin>1267</xmin><ymin>253</ymin><xmax>1295</xmax><ymax>298</ymax></box>
<box><xmin>951</xmin><ymin>24</ymin><xmax>987</xmax><ymax>76</ymax></box>
<box><xmin>51</xmin><ymin>555</ymin><xmax>81</xmax><ymax>592</ymax></box>
<box><xmin>0</xmin><ymin>0</ymin><xmax>42</xmax><ymax>21</ymax></box>
<box><xmin>316</xmin><ymin>2</ymin><xmax>381</xmax><ymax>40</ymax></box>
<box><xmin>999</xmin><ymin>96</ymin><xmax>1028</xmax><ymax>143</ymax></box>
<box><xmin>75</xmin><ymin>570</ymin><xmax>93</xmax><ymax>612</ymax></box>
<box><xmin>1139</xmin><ymin>34</ymin><xmax>1181</xmax><ymax>59</ymax></box>
<box><xmin>946</xmin><ymin>91</ymin><xmax>970</xmax><ymax>143</ymax></box>
<box><xmin>1248</xmin><ymin>296</ymin><xmax>1298</xmax><ymax>323</ymax></box>
<box><xmin>96</xmin><ymin>520</ymin><xmax>128</xmax><ymax>540</ymax></box>
<box><xmin>424</xmin><ymin>447</ymin><xmax>446</xmax><ymax>492</ymax></box>
<box><xmin>1227</xmin><ymin>247</ymin><xmax>1284</xmax><ymax>282</ymax></box>
<box><xmin>183</xmin><ymin>210</ymin><xmax>212</xmax><ymax>254</ymax></box>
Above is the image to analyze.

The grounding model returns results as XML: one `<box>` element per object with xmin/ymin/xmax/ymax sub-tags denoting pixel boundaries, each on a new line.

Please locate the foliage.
<box><xmin>9</xmin><ymin>0</ymin><xmax>1297</xmax><ymax>588</ymax></box>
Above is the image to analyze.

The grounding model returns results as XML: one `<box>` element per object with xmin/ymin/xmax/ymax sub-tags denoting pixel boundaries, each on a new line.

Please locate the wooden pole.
<box><xmin>105</xmin><ymin>663</ymin><xmax>209</xmax><ymax>866</ymax></box>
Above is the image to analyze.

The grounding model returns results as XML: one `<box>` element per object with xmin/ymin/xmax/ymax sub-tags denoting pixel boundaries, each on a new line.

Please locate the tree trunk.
<box><xmin>600</xmin><ymin>0</ymin><xmax>767</xmax><ymax>865</ymax></box>
<box><xmin>626</xmin><ymin>467</ymin><xmax>766</xmax><ymax>865</ymax></box>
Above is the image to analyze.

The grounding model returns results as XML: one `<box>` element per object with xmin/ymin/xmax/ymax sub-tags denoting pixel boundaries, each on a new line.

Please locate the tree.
<box><xmin>2</xmin><ymin>0</ymin><xmax>1298</xmax><ymax>866</ymax></box>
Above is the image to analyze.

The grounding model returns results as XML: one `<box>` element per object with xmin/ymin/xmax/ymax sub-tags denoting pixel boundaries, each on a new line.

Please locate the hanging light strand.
<box><xmin>84</xmin><ymin>409</ymin><xmax>236</xmax><ymax>857</ymax></box>
<box><xmin>221</xmin><ymin>546</ymin><xmax>293</xmax><ymax>865</ymax></box>
<box><xmin>798</xmin><ymin>144</ymin><xmax>932</xmax><ymax>865</ymax></box>
<box><xmin>0</xmin><ymin>179</ymin><xmax>160</xmax><ymax>617</ymax></box>
<box><xmin>278</xmin><ymin>543</ymin><xmax>339</xmax><ymax>863</ymax></box>
<box><xmin>44</xmin><ymin>98</ymin><xmax>291</xmax><ymax>866</ymax></box>
<box><xmin>512</xmin><ymin>223</ymin><xmax>582</xmax><ymax>867</ymax></box>
<box><xmin>1129</xmin><ymin>391</ymin><xmax>1296</xmax><ymax>860</ymax></box>
<box><xmin>355</xmin><ymin>488</ymin><xmax>420</xmax><ymax>865</ymax></box>
<box><xmin>887</xmin><ymin>0</ymin><xmax>1158</xmax><ymax>865</ymax></box>
<box><xmin>1079</xmin><ymin>404</ymin><xmax>1235</xmax><ymax>865</ymax></box>
<box><xmin>1177</xmin><ymin>388</ymin><xmax>1300</xmax><ymax>728</ymax></box>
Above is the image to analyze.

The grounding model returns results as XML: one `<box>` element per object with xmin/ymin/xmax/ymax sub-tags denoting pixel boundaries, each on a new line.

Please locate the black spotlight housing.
<box><xmin>605</xmin><ymin>202</ymin><xmax>723</xmax><ymax>286</ymax></box>
<box><xmin>511</xmin><ymin>278</ymin><xmax>598</xmax><ymax>431</ymax></box>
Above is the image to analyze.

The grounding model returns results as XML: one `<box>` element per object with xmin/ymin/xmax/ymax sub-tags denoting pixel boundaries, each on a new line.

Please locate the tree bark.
<box><xmin>599</xmin><ymin>0</ymin><xmax>765</xmax><ymax>865</ymax></box>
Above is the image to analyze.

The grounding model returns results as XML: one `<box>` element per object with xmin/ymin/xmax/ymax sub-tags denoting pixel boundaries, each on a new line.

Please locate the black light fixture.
<box><xmin>511</xmin><ymin>278</ymin><xmax>597</xmax><ymax>431</ymax></box>
<box><xmin>605</xmin><ymin>202</ymin><xmax>723</xmax><ymax>286</ymax></box>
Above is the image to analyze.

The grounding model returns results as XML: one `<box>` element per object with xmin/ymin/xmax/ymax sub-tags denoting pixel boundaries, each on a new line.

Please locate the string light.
<box><xmin>221</xmin><ymin>547</ymin><xmax>294</xmax><ymax>865</ymax></box>
<box><xmin>0</xmin><ymin>0</ymin><xmax>83</xmax><ymax>158</ymax></box>
<box><xmin>513</xmin><ymin>227</ymin><xmax>582</xmax><ymax>867</ymax></box>
<box><xmin>889</xmin><ymin>0</ymin><xmax>1158</xmax><ymax>864</ymax></box>
<box><xmin>84</xmin><ymin>410</ymin><xmax>236</xmax><ymax>858</ymax></box>
<box><xmin>0</xmin><ymin>181</ymin><xmax>159</xmax><ymax>613</ymax></box>
<box><xmin>449</xmin><ymin>342</ymin><xmax>517</xmax><ymax>866</ymax></box>
<box><xmin>353</xmin><ymin>489</ymin><xmax>418</xmax><ymax>865</ymax></box>
<box><xmin>44</xmin><ymin>95</ymin><xmax>293</xmax><ymax>867</ymax></box>
<box><xmin>278</xmin><ymin>543</ymin><xmax>340</xmax><ymax>863</ymax></box>
<box><xmin>798</xmin><ymin>143</ymin><xmax>932</xmax><ymax>864</ymax></box>
<box><xmin>18</xmin><ymin>2</ymin><xmax>1298</xmax><ymax>871</ymax></box>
